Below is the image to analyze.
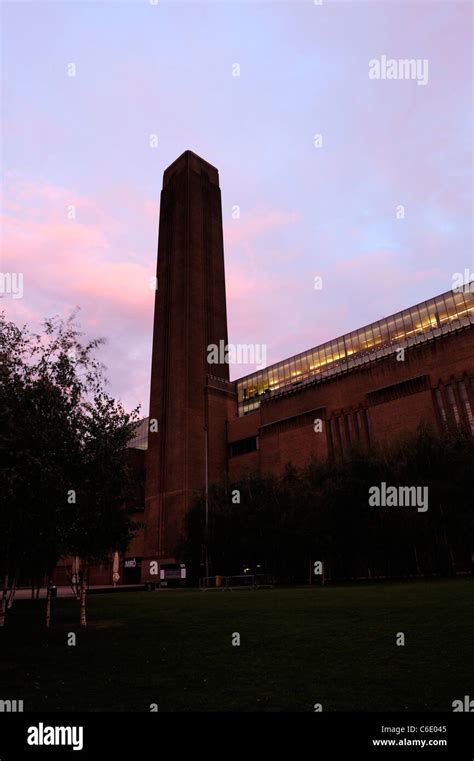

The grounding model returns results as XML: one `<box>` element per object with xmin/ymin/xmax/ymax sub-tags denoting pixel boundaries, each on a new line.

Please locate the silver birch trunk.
<box><xmin>45</xmin><ymin>577</ymin><xmax>52</xmax><ymax>628</ymax></box>
<box><xmin>7</xmin><ymin>571</ymin><xmax>18</xmax><ymax>609</ymax></box>
<box><xmin>79</xmin><ymin>568</ymin><xmax>87</xmax><ymax>628</ymax></box>
<box><xmin>0</xmin><ymin>573</ymin><xmax>9</xmax><ymax>628</ymax></box>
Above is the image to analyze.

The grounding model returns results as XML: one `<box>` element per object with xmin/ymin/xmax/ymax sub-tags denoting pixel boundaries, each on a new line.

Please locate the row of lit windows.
<box><xmin>237</xmin><ymin>287</ymin><xmax>474</xmax><ymax>416</ymax></box>
<box><xmin>434</xmin><ymin>379</ymin><xmax>474</xmax><ymax>435</ymax></box>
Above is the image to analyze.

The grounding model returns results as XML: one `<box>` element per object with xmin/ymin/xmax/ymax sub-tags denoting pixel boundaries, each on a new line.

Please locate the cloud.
<box><xmin>2</xmin><ymin>175</ymin><xmax>155</xmax><ymax>312</ymax></box>
<box><xmin>2</xmin><ymin>175</ymin><xmax>157</xmax><ymax>412</ymax></box>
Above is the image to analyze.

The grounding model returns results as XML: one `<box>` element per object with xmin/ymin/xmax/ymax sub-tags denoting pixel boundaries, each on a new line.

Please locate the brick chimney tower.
<box><xmin>142</xmin><ymin>151</ymin><xmax>232</xmax><ymax>579</ymax></box>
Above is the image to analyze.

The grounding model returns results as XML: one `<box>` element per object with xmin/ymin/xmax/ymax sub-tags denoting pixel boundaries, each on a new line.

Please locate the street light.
<box><xmin>204</xmin><ymin>427</ymin><xmax>209</xmax><ymax>584</ymax></box>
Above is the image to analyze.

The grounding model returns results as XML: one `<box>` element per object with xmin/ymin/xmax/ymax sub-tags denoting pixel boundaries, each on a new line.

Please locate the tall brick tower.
<box><xmin>142</xmin><ymin>151</ymin><xmax>232</xmax><ymax>579</ymax></box>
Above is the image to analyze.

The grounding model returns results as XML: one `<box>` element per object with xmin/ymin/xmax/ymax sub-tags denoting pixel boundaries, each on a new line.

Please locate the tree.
<box><xmin>181</xmin><ymin>424</ymin><xmax>474</xmax><ymax>584</ymax></box>
<box><xmin>65</xmin><ymin>391</ymin><xmax>140</xmax><ymax>627</ymax></box>
<box><xmin>0</xmin><ymin>310</ymin><xmax>140</xmax><ymax>628</ymax></box>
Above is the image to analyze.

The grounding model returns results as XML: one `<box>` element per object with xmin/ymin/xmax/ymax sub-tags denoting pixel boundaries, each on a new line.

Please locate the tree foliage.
<box><xmin>0</xmin><ymin>311</ymin><xmax>140</xmax><ymax>627</ymax></box>
<box><xmin>182</xmin><ymin>426</ymin><xmax>474</xmax><ymax>583</ymax></box>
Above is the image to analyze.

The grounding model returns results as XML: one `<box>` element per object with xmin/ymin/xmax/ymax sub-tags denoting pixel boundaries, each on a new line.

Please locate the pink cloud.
<box><xmin>2</xmin><ymin>176</ymin><xmax>156</xmax><ymax>315</ymax></box>
<box><xmin>1</xmin><ymin>175</ymin><xmax>157</xmax><ymax>412</ymax></box>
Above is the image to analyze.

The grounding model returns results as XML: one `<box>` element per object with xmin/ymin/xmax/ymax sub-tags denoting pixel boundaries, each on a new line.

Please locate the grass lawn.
<box><xmin>1</xmin><ymin>580</ymin><xmax>473</xmax><ymax>712</ymax></box>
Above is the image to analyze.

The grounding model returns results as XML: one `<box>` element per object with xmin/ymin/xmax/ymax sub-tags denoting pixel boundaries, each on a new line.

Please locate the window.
<box><xmin>446</xmin><ymin>384</ymin><xmax>460</xmax><ymax>425</ymax></box>
<box><xmin>401</xmin><ymin>309</ymin><xmax>416</xmax><ymax>342</ymax></box>
<box><xmin>434</xmin><ymin>388</ymin><xmax>447</xmax><ymax>426</ymax></box>
<box><xmin>335</xmin><ymin>338</ymin><xmax>347</xmax><ymax>366</ymax></box>
<box><xmin>436</xmin><ymin>293</ymin><xmax>450</xmax><ymax>327</ymax></box>
<box><xmin>458</xmin><ymin>381</ymin><xmax>474</xmax><ymax>434</ymax></box>
<box><xmin>410</xmin><ymin>305</ymin><xmax>424</xmax><ymax>338</ymax></box>
<box><xmin>229</xmin><ymin>436</ymin><xmax>258</xmax><ymax>457</ymax></box>
<box><xmin>371</xmin><ymin>322</ymin><xmax>383</xmax><ymax>349</ymax></box>
<box><xmin>442</xmin><ymin>293</ymin><xmax>459</xmax><ymax>325</ymax></box>
<box><xmin>344</xmin><ymin>330</ymin><xmax>358</xmax><ymax>359</ymax></box>
<box><xmin>346</xmin><ymin>413</ymin><xmax>354</xmax><ymax>447</ymax></box>
<box><xmin>291</xmin><ymin>355</ymin><xmax>303</xmax><ymax>384</ymax></box>
<box><xmin>316</xmin><ymin>345</ymin><xmax>327</xmax><ymax>373</ymax></box>
<box><xmin>425</xmin><ymin>298</ymin><xmax>441</xmax><ymax>330</ymax></box>
<box><xmin>391</xmin><ymin>312</ymin><xmax>405</xmax><ymax>343</ymax></box>
<box><xmin>235</xmin><ymin>290</ymin><xmax>474</xmax><ymax>416</ymax></box>
<box><xmin>328</xmin><ymin>418</ymin><xmax>343</xmax><ymax>456</ymax></box>
<box><xmin>379</xmin><ymin>317</ymin><xmax>394</xmax><ymax>347</ymax></box>
<box><xmin>364</xmin><ymin>409</ymin><xmax>371</xmax><ymax>445</ymax></box>
<box><xmin>452</xmin><ymin>289</ymin><xmax>470</xmax><ymax>322</ymax></box>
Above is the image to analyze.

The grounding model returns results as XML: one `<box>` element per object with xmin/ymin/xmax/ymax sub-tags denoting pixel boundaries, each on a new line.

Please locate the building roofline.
<box><xmin>163</xmin><ymin>150</ymin><xmax>219</xmax><ymax>176</ymax></box>
<box><xmin>234</xmin><ymin>284</ymin><xmax>473</xmax><ymax>384</ymax></box>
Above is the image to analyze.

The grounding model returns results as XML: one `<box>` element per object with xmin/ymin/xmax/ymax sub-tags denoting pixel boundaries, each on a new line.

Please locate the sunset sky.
<box><xmin>2</xmin><ymin>0</ymin><xmax>472</xmax><ymax>414</ymax></box>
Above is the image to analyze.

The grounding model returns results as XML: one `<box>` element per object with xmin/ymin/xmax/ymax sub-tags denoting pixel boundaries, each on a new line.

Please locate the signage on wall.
<box><xmin>159</xmin><ymin>563</ymin><xmax>186</xmax><ymax>580</ymax></box>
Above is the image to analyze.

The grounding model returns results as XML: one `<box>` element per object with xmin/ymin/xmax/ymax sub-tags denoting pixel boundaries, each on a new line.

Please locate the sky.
<box><xmin>1</xmin><ymin>0</ymin><xmax>473</xmax><ymax>414</ymax></box>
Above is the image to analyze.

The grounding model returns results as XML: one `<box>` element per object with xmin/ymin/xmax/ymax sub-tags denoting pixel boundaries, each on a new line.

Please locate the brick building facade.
<box><xmin>85</xmin><ymin>151</ymin><xmax>474</xmax><ymax>586</ymax></box>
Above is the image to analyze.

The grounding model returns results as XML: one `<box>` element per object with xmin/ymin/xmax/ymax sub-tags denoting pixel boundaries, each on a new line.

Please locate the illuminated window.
<box><xmin>442</xmin><ymin>293</ymin><xmax>460</xmax><ymax>325</ymax></box>
<box><xmin>360</xmin><ymin>325</ymin><xmax>375</xmax><ymax>352</ymax></box>
<box><xmin>425</xmin><ymin>298</ymin><xmax>441</xmax><ymax>330</ymax></box>
<box><xmin>436</xmin><ymin>294</ymin><xmax>450</xmax><ymax>327</ymax></box>
<box><xmin>417</xmin><ymin>302</ymin><xmax>430</xmax><ymax>325</ymax></box>
<box><xmin>371</xmin><ymin>322</ymin><xmax>383</xmax><ymax>348</ymax></box>
<box><xmin>401</xmin><ymin>309</ymin><xmax>415</xmax><ymax>341</ymax></box>
<box><xmin>452</xmin><ymin>289</ymin><xmax>471</xmax><ymax>323</ymax></box>
<box><xmin>379</xmin><ymin>317</ymin><xmax>393</xmax><ymax>347</ymax></box>
<box><xmin>235</xmin><ymin>289</ymin><xmax>474</xmax><ymax>416</ymax></box>
<box><xmin>344</xmin><ymin>331</ymin><xmax>358</xmax><ymax>358</ymax></box>
<box><xmin>410</xmin><ymin>305</ymin><xmax>424</xmax><ymax>337</ymax></box>
<box><xmin>391</xmin><ymin>312</ymin><xmax>404</xmax><ymax>342</ymax></box>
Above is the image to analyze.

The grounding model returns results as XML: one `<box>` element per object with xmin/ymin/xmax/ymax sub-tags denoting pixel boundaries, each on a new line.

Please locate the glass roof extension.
<box><xmin>235</xmin><ymin>286</ymin><xmax>474</xmax><ymax>416</ymax></box>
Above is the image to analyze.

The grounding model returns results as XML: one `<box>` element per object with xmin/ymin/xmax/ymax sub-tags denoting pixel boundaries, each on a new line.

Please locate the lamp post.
<box><xmin>204</xmin><ymin>427</ymin><xmax>209</xmax><ymax>585</ymax></box>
